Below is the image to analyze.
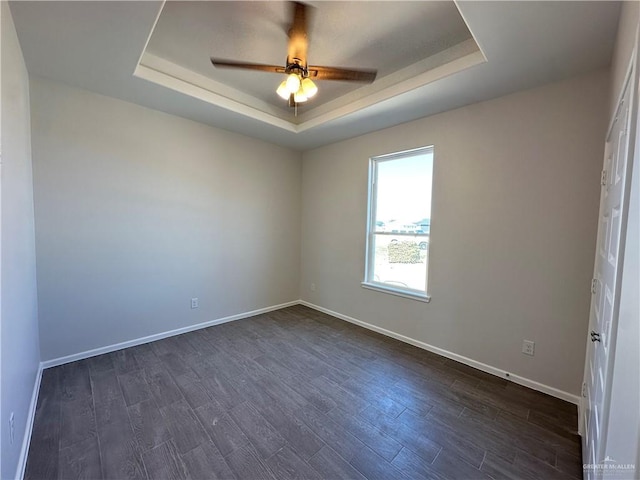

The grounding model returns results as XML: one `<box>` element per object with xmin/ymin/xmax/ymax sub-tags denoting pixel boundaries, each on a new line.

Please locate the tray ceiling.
<box><xmin>138</xmin><ymin>1</ymin><xmax>483</xmax><ymax>130</ymax></box>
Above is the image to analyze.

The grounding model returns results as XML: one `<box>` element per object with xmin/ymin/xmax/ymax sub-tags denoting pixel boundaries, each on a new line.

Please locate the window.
<box><xmin>363</xmin><ymin>146</ymin><xmax>434</xmax><ymax>301</ymax></box>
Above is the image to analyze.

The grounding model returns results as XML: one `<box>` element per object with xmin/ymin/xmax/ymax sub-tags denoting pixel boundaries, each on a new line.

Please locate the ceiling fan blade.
<box><xmin>308</xmin><ymin>66</ymin><xmax>377</xmax><ymax>83</ymax></box>
<box><xmin>287</xmin><ymin>2</ymin><xmax>311</xmax><ymax>66</ymax></box>
<box><xmin>211</xmin><ymin>58</ymin><xmax>285</xmax><ymax>74</ymax></box>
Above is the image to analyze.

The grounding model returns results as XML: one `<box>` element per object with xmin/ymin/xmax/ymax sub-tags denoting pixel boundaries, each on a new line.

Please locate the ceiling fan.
<box><xmin>211</xmin><ymin>2</ymin><xmax>377</xmax><ymax>108</ymax></box>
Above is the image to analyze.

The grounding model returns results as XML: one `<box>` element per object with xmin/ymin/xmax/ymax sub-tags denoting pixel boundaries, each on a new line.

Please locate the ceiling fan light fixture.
<box><xmin>301</xmin><ymin>77</ymin><xmax>317</xmax><ymax>98</ymax></box>
<box><xmin>276</xmin><ymin>81</ymin><xmax>290</xmax><ymax>100</ymax></box>
<box><xmin>285</xmin><ymin>73</ymin><xmax>301</xmax><ymax>94</ymax></box>
<box><xmin>293</xmin><ymin>87</ymin><xmax>308</xmax><ymax>103</ymax></box>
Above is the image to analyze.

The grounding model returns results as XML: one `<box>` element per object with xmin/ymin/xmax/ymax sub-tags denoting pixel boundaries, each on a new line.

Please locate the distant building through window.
<box><xmin>363</xmin><ymin>146</ymin><xmax>434</xmax><ymax>301</ymax></box>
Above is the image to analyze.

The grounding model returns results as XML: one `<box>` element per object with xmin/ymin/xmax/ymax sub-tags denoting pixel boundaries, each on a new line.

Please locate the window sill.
<box><xmin>361</xmin><ymin>282</ymin><xmax>431</xmax><ymax>303</ymax></box>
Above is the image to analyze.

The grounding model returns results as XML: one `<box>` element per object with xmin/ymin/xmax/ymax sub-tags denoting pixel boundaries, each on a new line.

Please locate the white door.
<box><xmin>583</xmin><ymin>59</ymin><xmax>638</xmax><ymax>478</ymax></box>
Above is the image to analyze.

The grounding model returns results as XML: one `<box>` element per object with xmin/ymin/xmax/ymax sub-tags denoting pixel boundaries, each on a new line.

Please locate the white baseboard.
<box><xmin>15</xmin><ymin>363</ymin><xmax>43</xmax><ymax>480</ymax></box>
<box><xmin>41</xmin><ymin>300</ymin><xmax>299</xmax><ymax>369</ymax></box>
<box><xmin>299</xmin><ymin>300</ymin><xmax>581</xmax><ymax>406</ymax></box>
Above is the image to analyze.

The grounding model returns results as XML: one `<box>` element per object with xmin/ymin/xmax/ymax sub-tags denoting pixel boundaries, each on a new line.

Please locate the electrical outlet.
<box><xmin>310</xmin><ymin>283</ymin><xmax>316</xmax><ymax>291</ymax></box>
<box><xmin>522</xmin><ymin>340</ymin><xmax>535</xmax><ymax>356</ymax></box>
<box><xmin>191</xmin><ymin>298</ymin><xmax>199</xmax><ymax>309</ymax></box>
<box><xmin>9</xmin><ymin>412</ymin><xmax>15</xmax><ymax>445</ymax></box>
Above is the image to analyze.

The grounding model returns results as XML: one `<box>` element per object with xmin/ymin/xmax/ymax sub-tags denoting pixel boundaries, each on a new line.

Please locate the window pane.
<box><xmin>367</xmin><ymin>148</ymin><xmax>433</xmax><ymax>296</ymax></box>
<box><xmin>371</xmin><ymin>234</ymin><xmax>429</xmax><ymax>292</ymax></box>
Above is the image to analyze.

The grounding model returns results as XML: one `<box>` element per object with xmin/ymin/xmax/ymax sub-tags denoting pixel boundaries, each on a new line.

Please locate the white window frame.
<box><xmin>362</xmin><ymin>146</ymin><xmax>434</xmax><ymax>302</ymax></box>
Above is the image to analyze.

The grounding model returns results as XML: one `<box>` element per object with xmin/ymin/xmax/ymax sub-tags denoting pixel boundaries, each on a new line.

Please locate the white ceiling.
<box><xmin>10</xmin><ymin>1</ymin><xmax>621</xmax><ymax>150</ymax></box>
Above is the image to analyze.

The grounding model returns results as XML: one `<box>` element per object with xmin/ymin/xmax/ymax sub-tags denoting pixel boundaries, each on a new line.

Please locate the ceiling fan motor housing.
<box><xmin>286</xmin><ymin>58</ymin><xmax>308</xmax><ymax>77</ymax></box>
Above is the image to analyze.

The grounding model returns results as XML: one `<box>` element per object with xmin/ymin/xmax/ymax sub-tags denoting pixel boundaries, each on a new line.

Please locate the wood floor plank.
<box><xmin>308</xmin><ymin>445</ymin><xmax>367</xmax><ymax>480</ymax></box>
<box><xmin>150</xmin><ymin>337</ymin><xmax>177</xmax><ymax>357</ymax></box>
<box><xmin>59</xmin><ymin>395</ymin><xmax>97</xmax><ymax>449</ymax></box>
<box><xmin>357</xmin><ymin>406</ymin><xmax>441</xmax><ymax>463</ymax></box>
<box><xmin>385</xmin><ymin>340</ymin><xmax>448</xmax><ymax>367</ymax></box>
<box><xmin>309</xmin><ymin>375</ymin><xmax>370</xmax><ymax>416</ymax></box>
<box><xmin>218</xmin><ymin>347</ymin><xmax>272</xmax><ymax>382</ymax></box>
<box><xmin>463</xmin><ymin>380</ymin><xmax>533</xmax><ymax>419</ymax></box>
<box><xmin>253</xmin><ymin>355</ymin><xmax>337</xmax><ymax>413</ymax></box>
<box><xmin>282</xmin><ymin>341</ymin><xmax>351</xmax><ymax>384</ymax></box>
<box><xmin>494</xmin><ymin>410</ymin><xmax>571</xmax><ymax>462</ymax></box>
<box><xmin>129</xmin><ymin>343</ymin><xmax>163</xmax><ymax>369</ymax></box>
<box><xmin>90</xmin><ymin>370</ymin><xmax>122</xmax><ymax>404</ymax></box>
<box><xmin>170</xmin><ymin>333</ymin><xmax>199</xmax><ymax>357</ymax></box>
<box><xmin>141</xmin><ymin>440</ymin><xmax>190</xmax><ymax>480</ymax></box>
<box><xmin>349</xmin><ymin>445</ymin><xmax>412</xmax><ymax>480</ymax></box>
<box><xmin>397</xmin><ymin>408</ymin><xmax>487</xmax><ymax>468</ymax></box>
<box><xmin>229</xmin><ymin>401</ymin><xmax>286</xmax><ymax>459</ymax></box>
<box><xmin>481</xmin><ymin>451</ymin><xmax>540</xmax><ymax>480</ymax></box>
<box><xmin>158</xmin><ymin>352</ymin><xmax>193</xmax><ymax>377</ymax></box>
<box><xmin>59</xmin><ymin>436</ymin><xmax>102</xmax><ymax>480</ymax></box>
<box><xmin>117</xmin><ymin>370</ymin><xmax>151</xmax><ymax>406</ymax></box>
<box><xmin>394</xmin><ymin>375</ymin><xmax>501</xmax><ymax>420</ymax></box>
<box><xmin>128</xmin><ymin>398</ymin><xmax>171</xmax><ymax>452</ymax></box>
<box><xmin>253</xmin><ymin>399</ymin><xmax>325</xmax><ymax>461</ymax></box>
<box><xmin>143</xmin><ymin>364</ymin><xmax>184</xmax><ymax>408</ymax></box>
<box><xmin>174</xmin><ymin>374</ymin><xmax>215</xmax><ymax>409</ymax></box>
<box><xmin>444</xmin><ymin>358</ymin><xmax>510</xmax><ymax>387</ymax></box>
<box><xmin>512</xmin><ymin>449</ymin><xmax>576</xmax><ymax>480</ymax></box>
<box><xmin>229</xmin><ymin>371</ymin><xmax>273</xmax><ymax>407</ymax></box>
<box><xmin>94</xmin><ymin>395</ymin><xmax>129</xmax><ymax>430</ymax></box>
<box><xmin>341</xmin><ymin>377</ymin><xmax>407</xmax><ymax>417</ymax></box>
<box><xmin>327</xmin><ymin>406</ymin><xmax>403</xmax><ymax>462</ymax></box>
<box><xmin>341</xmin><ymin>377</ymin><xmax>434</xmax><ymax>415</ymax></box>
<box><xmin>391</xmin><ymin>447</ymin><xmax>447</xmax><ymax>480</ymax></box>
<box><xmin>431</xmin><ymin>448</ymin><xmax>494</xmax><ymax>480</ymax></box>
<box><xmin>272</xmin><ymin>337</ymin><xmax>357</xmax><ymax>384</ymax></box>
<box><xmin>88</xmin><ymin>354</ymin><xmax>115</xmax><ymax>376</ymax></box>
<box><xmin>424</xmin><ymin>405</ymin><xmax>523</xmax><ymax>464</ymax></box>
<box><xmin>295</xmin><ymin>404</ymin><xmax>367</xmax><ymax>463</ymax></box>
<box><xmin>110</xmin><ymin>349</ymin><xmax>140</xmax><ymax>375</ymax></box>
<box><xmin>253</xmin><ymin>374</ymin><xmax>311</xmax><ymax>413</ymax></box>
<box><xmin>265</xmin><ymin>445</ymin><xmax>324</xmax><ymax>480</ymax></box>
<box><xmin>195</xmin><ymin>401</ymin><xmax>250</xmax><ymax>456</ymax></box>
<box><xmin>228</xmin><ymin>335</ymin><xmax>267</xmax><ymax>359</ymax></box>
<box><xmin>528</xmin><ymin>409</ymin><xmax>580</xmax><ymax>440</ymax></box>
<box><xmin>201</xmin><ymin>371</ymin><xmax>245</xmax><ymax>411</ymax></box>
<box><xmin>160</xmin><ymin>399</ymin><xmax>210</xmax><ymax>455</ymax></box>
<box><xmin>505</xmin><ymin>381</ymin><xmax>576</xmax><ymax>416</ymax></box>
<box><xmin>60</xmin><ymin>361</ymin><xmax>92</xmax><ymax>401</ymax></box>
<box><xmin>183</xmin><ymin>330</ymin><xmax>219</xmax><ymax>356</ymax></box>
<box><xmin>181</xmin><ymin>442</ymin><xmax>237</xmax><ymax>480</ymax></box>
<box><xmin>555</xmin><ymin>448</ymin><xmax>583</xmax><ymax>479</ymax></box>
<box><xmin>225</xmin><ymin>444</ymin><xmax>277</xmax><ymax>480</ymax></box>
<box><xmin>98</xmin><ymin>420</ymin><xmax>146</xmax><ymax>480</ymax></box>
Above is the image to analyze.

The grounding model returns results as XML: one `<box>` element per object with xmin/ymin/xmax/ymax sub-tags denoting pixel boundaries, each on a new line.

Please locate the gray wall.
<box><xmin>1</xmin><ymin>3</ymin><xmax>41</xmax><ymax>479</ymax></box>
<box><xmin>30</xmin><ymin>77</ymin><xmax>302</xmax><ymax>362</ymax></box>
<box><xmin>300</xmin><ymin>69</ymin><xmax>608</xmax><ymax>396</ymax></box>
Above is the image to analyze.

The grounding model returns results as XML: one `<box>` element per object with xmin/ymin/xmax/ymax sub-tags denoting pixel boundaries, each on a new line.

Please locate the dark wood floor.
<box><xmin>25</xmin><ymin>305</ymin><xmax>582</xmax><ymax>480</ymax></box>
